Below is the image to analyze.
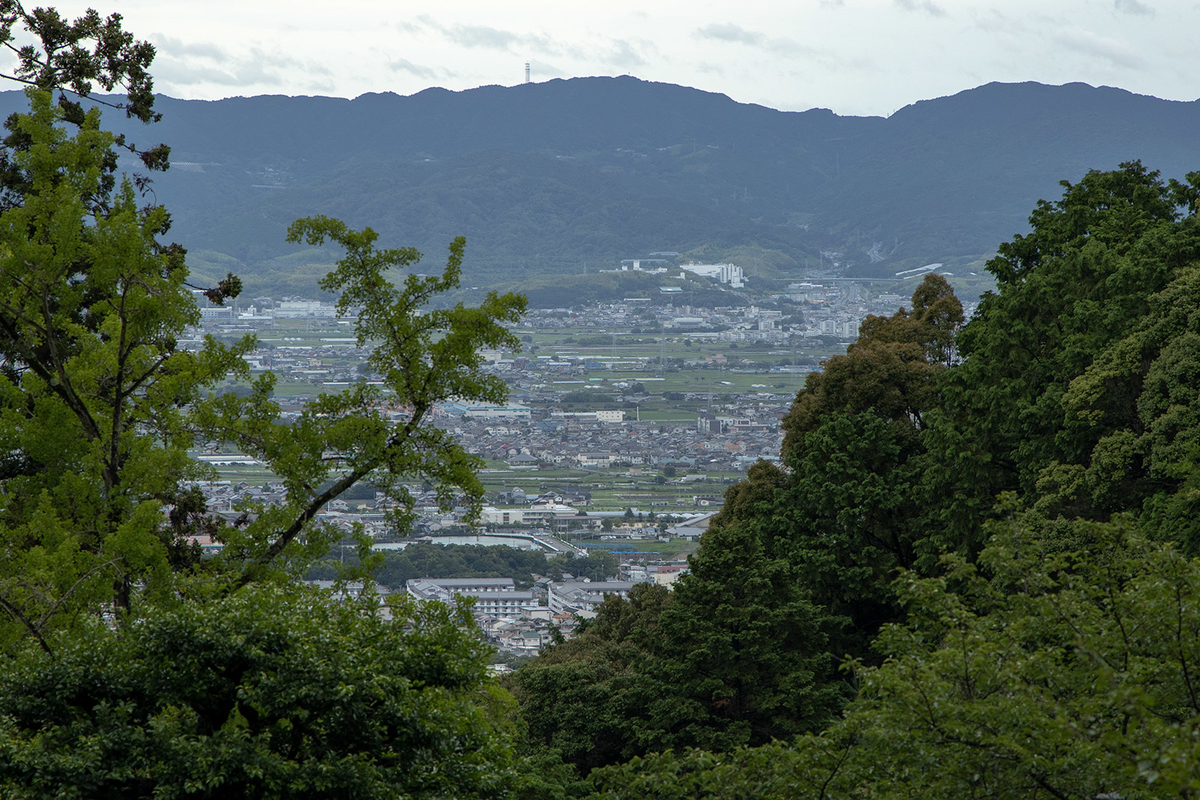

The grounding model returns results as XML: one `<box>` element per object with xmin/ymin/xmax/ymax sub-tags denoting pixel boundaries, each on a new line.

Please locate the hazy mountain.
<box><xmin>2</xmin><ymin>78</ymin><xmax>1196</xmax><ymax>285</ymax></box>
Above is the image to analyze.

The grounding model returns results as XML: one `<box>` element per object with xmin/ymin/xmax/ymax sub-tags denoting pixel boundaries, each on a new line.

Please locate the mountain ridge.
<box><xmin>0</xmin><ymin>78</ymin><xmax>1195</xmax><ymax>286</ymax></box>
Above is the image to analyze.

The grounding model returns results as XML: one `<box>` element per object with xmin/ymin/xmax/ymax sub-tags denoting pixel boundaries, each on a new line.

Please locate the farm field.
<box><xmin>193</xmin><ymin>303</ymin><xmax>807</xmax><ymax>536</ymax></box>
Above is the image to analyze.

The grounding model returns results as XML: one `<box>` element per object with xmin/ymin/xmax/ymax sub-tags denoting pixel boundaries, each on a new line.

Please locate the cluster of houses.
<box><xmin>517</xmin><ymin>289</ymin><xmax>943</xmax><ymax>344</ymax></box>
<box><xmin>304</xmin><ymin>567</ymin><xmax>692</xmax><ymax>658</ymax></box>
<box><xmin>444</xmin><ymin>405</ymin><xmax>785</xmax><ymax>476</ymax></box>
<box><xmin>403</xmin><ymin>573</ymin><xmax>688</xmax><ymax>655</ymax></box>
<box><xmin>180</xmin><ymin>479</ymin><xmax>473</xmax><ymax>546</ymax></box>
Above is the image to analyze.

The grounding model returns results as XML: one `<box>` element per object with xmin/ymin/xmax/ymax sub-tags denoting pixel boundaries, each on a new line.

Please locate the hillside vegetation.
<box><xmin>4</xmin><ymin>79</ymin><xmax>1197</xmax><ymax>288</ymax></box>
<box><xmin>4</xmin><ymin>6</ymin><xmax>1200</xmax><ymax>796</ymax></box>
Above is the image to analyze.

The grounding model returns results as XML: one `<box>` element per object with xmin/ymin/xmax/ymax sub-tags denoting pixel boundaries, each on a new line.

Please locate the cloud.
<box><xmin>393</xmin><ymin>20</ymin><xmax>424</xmax><ymax>35</ymax></box>
<box><xmin>408</xmin><ymin>17</ymin><xmax>556</xmax><ymax>55</ymax></box>
<box><xmin>155</xmin><ymin>47</ymin><xmax>330</xmax><ymax>90</ymax></box>
<box><xmin>894</xmin><ymin>0</ymin><xmax>947</xmax><ymax>17</ymax></box>
<box><xmin>1114</xmin><ymin>0</ymin><xmax>1153</xmax><ymax>15</ymax></box>
<box><xmin>387</xmin><ymin>58</ymin><xmax>438</xmax><ymax>80</ymax></box>
<box><xmin>970</xmin><ymin>8</ymin><xmax>1018</xmax><ymax>34</ymax></box>
<box><xmin>605</xmin><ymin>40</ymin><xmax>648</xmax><ymax>69</ymax></box>
<box><xmin>153</xmin><ymin>34</ymin><xmax>335</xmax><ymax>92</ymax></box>
<box><xmin>152</xmin><ymin>35</ymin><xmax>227</xmax><ymax>62</ymax></box>
<box><xmin>444</xmin><ymin>24</ymin><xmax>522</xmax><ymax>50</ymax></box>
<box><xmin>696</xmin><ymin>23</ymin><xmax>768</xmax><ymax>46</ymax></box>
<box><xmin>1056</xmin><ymin>28</ymin><xmax>1145</xmax><ymax>69</ymax></box>
<box><xmin>693</xmin><ymin>23</ymin><xmax>808</xmax><ymax>56</ymax></box>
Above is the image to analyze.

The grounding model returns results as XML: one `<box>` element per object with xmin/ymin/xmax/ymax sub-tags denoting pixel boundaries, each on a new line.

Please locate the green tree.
<box><xmin>0</xmin><ymin>7</ymin><xmax>528</xmax><ymax>797</ymax></box>
<box><xmin>639</xmin><ymin>522</ymin><xmax>844</xmax><ymax>753</ymax></box>
<box><xmin>0</xmin><ymin>584</ymin><xmax>518</xmax><ymax>799</ymax></box>
<box><xmin>0</xmin><ymin>91</ymin><xmax>248</xmax><ymax>648</ymax></box>
<box><xmin>351</xmin><ymin>543</ymin><xmax>554</xmax><ymax>590</ymax></box>
<box><xmin>779</xmin><ymin>273</ymin><xmax>961</xmax><ymax>455</ymax></box>
<box><xmin>510</xmin><ymin>526</ymin><xmax>843</xmax><ymax>777</ymax></box>
<box><xmin>587</xmin><ymin>513</ymin><xmax>1200</xmax><ymax>799</ymax></box>
<box><xmin>507</xmin><ymin>584</ymin><xmax>673</xmax><ymax>775</ymax></box>
<box><xmin>926</xmin><ymin>163</ymin><xmax>1200</xmax><ymax>550</ymax></box>
<box><xmin>1042</xmin><ymin>262</ymin><xmax>1200</xmax><ymax>552</ymax></box>
<box><xmin>0</xmin><ymin>89</ymin><xmax>525</xmax><ymax>646</ymax></box>
<box><xmin>0</xmin><ymin>1</ymin><xmax>167</xmax><ymax>183</ymax></box>
<box><xmin>585</xmin><ymin>741</ymin><xmax>830</xmax><ymax>800</ymax></box>
<box><xmin>546</xmin><ymin>551</ymin><xmax>618</xmax><ymax>582</ymax></box>
<box><xmin>0</xmin><ymin>3</ymin><xmax>237</xmax><ymax>647</ymax></box>
<box><xmin>812</xmin><ymin>512</ymin><xmax>1200</xmax><ymax>798</ymax></box>
<box><xmin>716</xmin><ymin>274</ymin><xmax>962</xmax><ymax>656</ymax></box>
<box><xmin>200</xmin><ymin>217</ymin><xmax>525</xmax><ymax>588</ymax></box>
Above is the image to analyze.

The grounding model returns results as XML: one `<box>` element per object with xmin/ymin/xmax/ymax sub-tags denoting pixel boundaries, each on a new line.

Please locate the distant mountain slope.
<box><xmin>1</xmin><ymin>78</ymin><xmax>1195</xmax><ymax>282</ymax></box>
<box><xmin>815</xmin><ymin>81</ymin><xmax>1200</xmax><ymax>262</ymax></box>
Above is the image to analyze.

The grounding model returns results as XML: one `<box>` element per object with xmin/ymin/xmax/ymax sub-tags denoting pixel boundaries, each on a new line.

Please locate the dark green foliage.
<box><xmin>509</xmin><ymin>527</ymin><xmax>843</xmax><ymax>776</ymax></box>
<box><xmin>584</xmin><ymin>742</ymin><xmax>826</xmax><ymax>800</ymax></box>
<box><xmin>716</xmin><ymin>274</ymin><xmax>962</xmax><ymax>655</ymax></box>
<box><xmin>770</xmin><ymin>412</ymin><xmax>927</xmax><ymax>654</ymax></box>
<box><xmin>0</xmin><ymin>584</ymin><xmax>518</xmax><ymax>799</ymax></box>
<box><xmin>928</xmin><ymin>162</ymin><xmax>1200</xmax><ymax>548</ymax></box>
<box><xmin>1048</xmin><ymin>261</ymin><xmax>1200</xmax><ymax>552</ymax></box>
<box><xmin>549</xmin><ymin>551</ymin><xmax>618</xmax><ymax>582</ymax></box>
<box><xmin>639</xmin><ymin>523</ymin><xmax>844</xmax><ymax>752</ymax></box>
<box><xmin>370</xmin><ymin>544</ymin><xmax>550</xmax><ymax>589</ymax></box>
<box><xmin>508</xmin><ymin>585</ymin><xmax>673</xmax><ymax>774</ymax></box>
<box><xmin>312</xmin><ymin>544</ymin><xmax>617</xmax><ymax>589</ymax></box>
<box><xmin>586</xmin><ymin>515</ymin><xmax>1200</xmax><ymax>799</ymax></box>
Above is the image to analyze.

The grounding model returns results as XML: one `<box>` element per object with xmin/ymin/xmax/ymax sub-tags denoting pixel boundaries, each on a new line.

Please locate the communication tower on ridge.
<box><xmin>525</xmin><ymin>62</ymin><xmax>530</xmax><ymax>83</ymax></box>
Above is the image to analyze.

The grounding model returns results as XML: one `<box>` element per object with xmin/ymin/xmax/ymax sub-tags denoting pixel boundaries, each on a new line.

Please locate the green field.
<box><xmin>199</xmin><ymin>315</ymin><xmax>785</xmax><ymax>513</ymax></box>
<box><xmin>208</xmin><ymin>458</ymin><xmax>734</xmax><ymax>517</ymax></box>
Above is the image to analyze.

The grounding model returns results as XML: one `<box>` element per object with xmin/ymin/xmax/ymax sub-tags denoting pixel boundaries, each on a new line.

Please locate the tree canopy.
<box><xmin>7</xmin><ymin>5</ymin><xmax>1200</xmax><ymax>797</ymax></box>
<box><xmin>0</xmin><ymin>82</ymin><xmax>526</xmax><ymax>648</ymax></box>
<box><xmin>586</xmin><ymin>513</ymin><xmax>1200</xmax><ymax>799</ymax></box>
<box><xmin>507</xmin><ymin>525</ymin><xmax>844</xmax><ymax>779</ymax></box>
<box><xmin>0</xmin><ymin>6</ymin><xmax>529</xmax><ymax>794</ymax></box>
<box><xmin>0</xmin><ymin>585</ymin><xmax>519</xmax><ymax>799</ymax></box>
<box><xmin>928</xmin><ymin>162</ymin><xmax>1200</xmax><ymax>544</ymax></box>
<box><xmin>713</xmin><ymin>273</ymin><xmax>963</xmax><ymax>656</ymax></box>
<box><xmin>508</xmin><ymin>162</ymin><xmax>1200</xmax><ymax>794</ymax></box>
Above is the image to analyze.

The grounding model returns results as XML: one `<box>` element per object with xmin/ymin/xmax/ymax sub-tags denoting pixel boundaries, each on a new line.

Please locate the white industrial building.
<box><xmin>275</xmin><ymin>300</ymin><xmax>338</xmax><ymax>318</ymax></box>
<box><xmin>480</xmin><ymin>501</ymin><xmax>580</xmax><ymax>525</ymax></box>
<box><xmin>406</xmin><ymin>577</ymin><xmax>537</xmax><ymax>619</ymax></box>
<box><xmin>440</xmin><ymin>400</ymin><xmax>532</xmax><ymax>420</ymax></box>
<box><xmin>679</xmin><ymin>262</ymin><xmax>745</xmax><ymax>288</ymax></box>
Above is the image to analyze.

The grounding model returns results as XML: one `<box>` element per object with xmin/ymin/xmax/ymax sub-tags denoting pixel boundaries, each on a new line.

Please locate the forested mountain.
<box><xmin>4</xmin><ymin>78</ymin><xmax>1196</xmax><ymax>286</ymax></box>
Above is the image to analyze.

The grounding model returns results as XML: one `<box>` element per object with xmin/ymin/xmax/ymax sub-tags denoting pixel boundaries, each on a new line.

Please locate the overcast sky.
<box><xmin>18</xmin><ymin>0</ymin><xmax>1200</xmax><ymax>117</ymax></box>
